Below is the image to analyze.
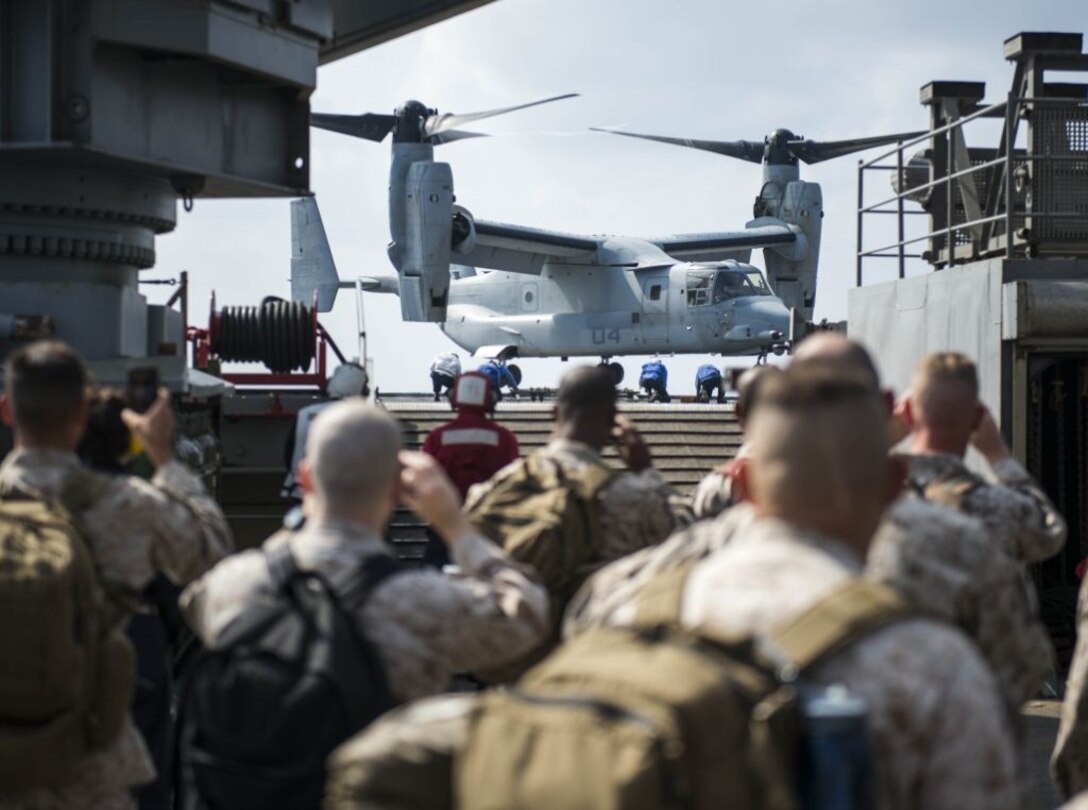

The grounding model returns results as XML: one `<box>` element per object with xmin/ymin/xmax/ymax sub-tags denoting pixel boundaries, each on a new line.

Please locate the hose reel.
<box><xmin>210</xmin><ymin>297</ymin><xmax>316</xmax><ymax>373</ymax></box>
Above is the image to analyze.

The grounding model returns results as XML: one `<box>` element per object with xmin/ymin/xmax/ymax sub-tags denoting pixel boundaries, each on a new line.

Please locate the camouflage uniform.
<box><xmin>690</xmin><ymin>441</ymin><xmax>751</xmax><ymax>520</ymax></box>
<box><xmin>471</xmin><ymin>438</ymin><xmax>678</xmax><ymax>564</ymax></box>
<box><xmin>563</xmin><ymin>503</ymin><xmax>756</xmax><ymax>636</ymax></box>
<box><xmin>569</xmin><ymin>493</ymin><xmax>1049</xmax><ymax>714</ymax></box>
<box><xmin>182</xmin><ymin>521</ymin><xmax>550</xmax><ymax>702</ymax></box>
<box><xmin>903</xmin><ymin>453</ymin><xmax>1066</xmax><ymax>564</ymax></box>
<box><xmin>1053</xmin><ymin>578</ymin><xmax>1088</xmax><ymax>798</ymax></box>
<box><xmin>867</xmin><ymin>497</ymin><xmax>1051</xmax><ymax>711</ymax></box>
<box><xmin>346</xmin><ymin>514</ymin><xmax>1020</xmax><ymax>809</ymax></box>
<box><xmin>0</xmin><ymin>449</ymin><xmax>232</xmax><ymax>810</ymax></box>
<box><xmin>682</xmin><ymin>516</ymin><xmax>1020</xmax><ymax>809</ymax></box>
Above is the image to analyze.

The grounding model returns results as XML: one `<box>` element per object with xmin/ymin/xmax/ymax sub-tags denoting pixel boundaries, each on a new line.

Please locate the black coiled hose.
<box><xmin>213</xmin><ymin>297</ymin><xmax>315</xmax><ymax>373</ymax></box>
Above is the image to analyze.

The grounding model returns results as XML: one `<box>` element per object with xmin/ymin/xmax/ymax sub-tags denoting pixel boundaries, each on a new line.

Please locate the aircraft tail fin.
<box><xmin>291</xmin><ymin>198</ymin><xmax>341</xmax><ymax>313</ymax></box>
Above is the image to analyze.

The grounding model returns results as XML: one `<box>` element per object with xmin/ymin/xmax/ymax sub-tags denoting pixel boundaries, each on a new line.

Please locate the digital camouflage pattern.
<box><xmin>682</xmin><ymin>516</ymin><xmax>1020</xmax><ymax>810</ymax></box>
<box><xmin>903</xmin><ymin>454</ymin><xmax>1066</xmax><ymax>565</ymax></box>
<box><xmin>182</xmin><ymin>521</ymin><xmax>550</xmax><ymax>703</ymax></box>
<box><xmin>0</xmin><ymin>449</ymin><xmax>231</xmax><ymax>810</ymax></box>
<box><xmin>868</xmin><ymin>497</ymin><xmax>1051</xmax><ymax>711</ymax></box>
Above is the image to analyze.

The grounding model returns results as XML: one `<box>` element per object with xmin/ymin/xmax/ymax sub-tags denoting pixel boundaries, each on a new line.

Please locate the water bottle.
<box><xmin>797</xmin><ymin>684</ymin><xmax>875</xmax><ymax>810</ymax></box>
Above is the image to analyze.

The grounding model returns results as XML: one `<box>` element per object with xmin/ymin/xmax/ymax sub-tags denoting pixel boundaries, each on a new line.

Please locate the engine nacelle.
<box><xmin>754</xmin><ymin>179</ymin><xmax>822</xmax><ymax>320</ymax></box>
<box><xmin>452</xmin><ymin>204</ymin><xmax>478</xmax><ymax>255</ymax></box>
<box><xmin>890</xmin><ymin>150</ymin><xmax>934</xmax><ymax>207</ymax></box>
<box><xmin>398</xmin><ymin>161</ymin><xmax>454</xmax><ymax>322</ymax></box>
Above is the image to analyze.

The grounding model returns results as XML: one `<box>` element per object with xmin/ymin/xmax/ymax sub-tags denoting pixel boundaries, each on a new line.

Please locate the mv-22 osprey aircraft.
<box><xmin>292</xmin><ymin>95</ymin><xmax>919</xmax><ymax>380</ymax></box>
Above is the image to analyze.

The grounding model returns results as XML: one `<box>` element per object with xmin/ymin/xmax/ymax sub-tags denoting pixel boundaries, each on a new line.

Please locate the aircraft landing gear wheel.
<box><xmin>606</xmin><ymin>362</ymin><xmax>624</xmax><ymax>386</ymax></box>
<box><xmin>507</xmin><ymin>363</ymin><xmax>523</xmax><ymax>387</ymax></box>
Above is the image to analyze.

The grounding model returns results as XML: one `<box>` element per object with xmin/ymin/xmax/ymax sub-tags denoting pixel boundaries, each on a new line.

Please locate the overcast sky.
<box><xmin>154</xmin><ymin>0</ymin><xmax>1080</xmax><ymax>393</ymax></box>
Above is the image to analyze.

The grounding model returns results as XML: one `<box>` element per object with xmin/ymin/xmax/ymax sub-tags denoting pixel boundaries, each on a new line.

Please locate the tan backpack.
<box><xmin>465</xmin><ymin>452</ymin><xmax>614</xmax><ymax>680</ymax></box>
<box><xmin>456</xmin><ymin>570</ymin><xmax>916</xmax><ymax>810</ymax></box>
<box><xmin>0</xmin><ymin>470</ymin><xmax>136</xmax><ymax>791</ymax></box>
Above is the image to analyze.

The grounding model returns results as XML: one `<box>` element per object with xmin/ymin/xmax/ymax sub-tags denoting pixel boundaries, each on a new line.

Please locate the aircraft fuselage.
<box><xmin>439</xmin><ymin>259</ymin><xmax>790</xmax><ymax>358</ymax></box>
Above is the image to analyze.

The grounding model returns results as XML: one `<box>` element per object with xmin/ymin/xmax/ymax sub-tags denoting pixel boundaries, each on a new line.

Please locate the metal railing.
<box><xmin>856</xmin><ymin>92</ymin><xmax>1088</xmax><ymax>286</ymax></box>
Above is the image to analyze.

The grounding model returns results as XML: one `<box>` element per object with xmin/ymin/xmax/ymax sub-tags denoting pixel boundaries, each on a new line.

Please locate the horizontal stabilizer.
<box><xmin>290</xmin><ymin>198</ymin><xmax>341</xmax><ymax>313</ymax></box>
<box><xmin>356</xmin><ymin>276</ymin><xmax>400</xmax><ymax>294</ymax></box>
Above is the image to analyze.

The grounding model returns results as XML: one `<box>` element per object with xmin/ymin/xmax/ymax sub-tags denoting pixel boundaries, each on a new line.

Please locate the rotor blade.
<box><xmin>590</xmin><ymin>128</ymin><xmax>765</xmax><ymax>163</ymax></box>
<box><xmin>422</xmin><ymin>93</ymin><xmax>579</xmax><ymax>138</ymax></box>
<box><xmin>310</xmin><ymin>112</ymin><xmax>398</xmax><ymax>142</ymax></box>
<box><xmin>426</xmin><ymin>129</ymin><xmax>488</xmax><ymax>146</ymax></box>
<box><xmin>789</xmin><ymin>130</ymin><xmax>928</xmax><ymax>164</ymax></box>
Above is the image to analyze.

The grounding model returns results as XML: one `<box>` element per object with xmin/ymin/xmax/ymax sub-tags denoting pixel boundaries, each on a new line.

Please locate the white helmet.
<box><xmin>326</xmin><ymin>362</ymin><xmax>369</xmax><ymax>399</ymax></box>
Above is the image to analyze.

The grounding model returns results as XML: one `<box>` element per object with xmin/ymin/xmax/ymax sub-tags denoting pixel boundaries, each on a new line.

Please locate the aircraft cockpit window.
<box><xmin>745</xmin><ymin>271</ymin><xmax>772</xmax><ymax>295</ymax></box>
<box><xmin>686</xmin><ymin>270</ymin><xmax>714</xmax><ymax>307</ymax></box>
<box><xmin>713</xmin><ymin>272</ymin><xmax>749</xmax><ymax>303</ymax></box>
<box><xmin>705</xmin><ymin>269</ymin><xmax>775</xmax><ymax>303</ymax></box>
<box><xmin>650</xmin><ymin>284</ymin><xmax>662</xmax><ymax>301</ymax></box>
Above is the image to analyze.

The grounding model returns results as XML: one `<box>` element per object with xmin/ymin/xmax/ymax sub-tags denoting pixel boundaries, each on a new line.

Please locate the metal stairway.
<box><xmin>381</xmin><ymin>398</ymin><xmax>743</xmax><ymax>559</ymax></box>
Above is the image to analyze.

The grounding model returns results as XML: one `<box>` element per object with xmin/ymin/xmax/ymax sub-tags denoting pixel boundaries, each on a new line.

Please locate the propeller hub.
<box><xmin>394</xmin><ymin>100</ymin><xmax>434</xmax><ymax>144</ymax></box>
<box><xmin>764</xmin><ymin>128</ymin><xmax>800</xmax><ymax>166</ymax></box>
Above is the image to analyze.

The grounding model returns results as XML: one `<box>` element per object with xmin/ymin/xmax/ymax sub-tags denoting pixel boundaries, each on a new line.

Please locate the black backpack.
<box><xmin>176</xmin><ymin>543</ymin><xmax>404</xmax><ymax>810</ymax></box>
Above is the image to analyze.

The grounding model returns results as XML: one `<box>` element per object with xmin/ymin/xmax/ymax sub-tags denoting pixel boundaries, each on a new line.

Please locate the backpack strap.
<box><xmin>340</xmin><ymin>554</ymin><xmax>406</xmax><ymax>612</ymax></box>
<box><xmin>577</xmin><ymin>460</ymin><xmax>616</xmax><ymax>500</ymax></box>
<box><xmin>265</xmin><ymin>541</ymin><xmax>301</xmax><ymax>590</ymax></box>
<box><xmin>632</xmin><ymin>562</ymin><xmax>694</xmax><ymax>628</ymax></box>
<box><xmin>764</xmin><ymin>580</ymin><xmax>918</xmax><ymax>677</ymax></box>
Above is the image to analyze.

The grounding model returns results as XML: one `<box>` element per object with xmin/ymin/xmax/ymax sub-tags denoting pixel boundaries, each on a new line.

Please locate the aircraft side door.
<box><xmin>640</xmin><ymin>271</ymin><xmax>669</xmax><ymax>345</ymax></box>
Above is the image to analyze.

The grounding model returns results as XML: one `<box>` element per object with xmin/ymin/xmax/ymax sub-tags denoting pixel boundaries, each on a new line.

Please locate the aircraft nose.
<box><xmin>747</xmin><ymin>299</ymin><xmax>792</xmax><ymax>332</ymax></box>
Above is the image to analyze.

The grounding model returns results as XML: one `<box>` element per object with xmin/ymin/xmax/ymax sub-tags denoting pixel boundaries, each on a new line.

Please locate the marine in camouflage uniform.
<box><xmin>868</xmin><ymin>495</ymin><xmax>1052</xmax><ymax>712</ymax></box>
<box><xmin>0</xmin><ymin>449</ymin><xmax>232</xmax><ymax>810</ymax></box>
<box><xmin>182</xmin><ymin>518</ymin><xmax>551</xmax><ymax>703</ymax></box>
<box><xmin>568</xmin><ymin>493</ymin><xmax>1050</xmax><ymax>715</ymax></box>
<box><xmin>530</xmin><ymin>437</ymin><xmax>677</xmax><ymax>561</ymax></box>
<box><xmin>184</xmin><ymin>407</ymin><xmax>551</xmax><ymax>704</ymax></box>
<box><xmin>683</xmin><ymin>515</ymin><xmax>1019</xmax><ymax>810</ymax></box>
<box><xmin>901</xmin><ymin>452</ymin><xmax>1066</xmax><ymax>566</ymax></box>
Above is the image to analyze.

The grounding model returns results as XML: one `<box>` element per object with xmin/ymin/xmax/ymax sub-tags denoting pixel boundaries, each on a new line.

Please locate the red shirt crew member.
<box><xmin>422</xmin><ymin>372</ymin><xmax>520</xmax><ymax>499</ymax></box>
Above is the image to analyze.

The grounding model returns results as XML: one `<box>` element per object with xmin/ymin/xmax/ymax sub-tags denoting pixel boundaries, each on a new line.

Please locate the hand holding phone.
<box><xmin>121</xmin><ymin>386</ymin><xmax>175</xmax><ymax>469</ymax></box>
<box><xmin>126</xmin><ymin>368</ymin><xmax>159</xmax><ymax>414</ymax></box>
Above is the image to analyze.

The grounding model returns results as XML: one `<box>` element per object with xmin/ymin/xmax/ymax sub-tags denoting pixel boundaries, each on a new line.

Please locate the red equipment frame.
<box><xmin>186</xmin><ymin>292</ymin><xmax>330</xmax><ymax>390</ymax></box>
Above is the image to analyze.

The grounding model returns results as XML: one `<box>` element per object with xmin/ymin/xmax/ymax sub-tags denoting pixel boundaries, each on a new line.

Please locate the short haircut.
<box><xmin>4</xmin><ymin>341</ymin><xmax>88</xmax><ymax>435</ymax></box>
<box><xmin>556</xmin><ymin>366</ymin><xmax>616</xmax><ymax>420</ymax></box>
<box><xmin>793</xmin><ymin>333</ymin><xmax>881</xmax><ymax>391</ymax></box>
<box><xmin>307</xmin><ymin>401</ymin><xmax>403</xmax><ymax>512</ymax></box>
<box><xmin>78</xmin><ymin>388</ymin><xmax>130</xmax><ymax>472</ymax></box>
<box><xmin>754</xmin><ymin>359</ymin><xmax>880</xmax><ymax>416</ymax></box>
<box><xmin>910</xmin><ymin>352</ymin><xmax>980</xmax><ymax>432</ymax></box>
<box><xmin>747</xmin><ymin>361</ymin><xmax>889</xmax><ymax>526</ymax></box>
<box><xmin>912</xmin><ymin>352</ymin><xmax>979</xmax><ymax>399</ymax></box>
